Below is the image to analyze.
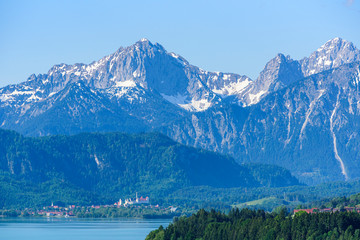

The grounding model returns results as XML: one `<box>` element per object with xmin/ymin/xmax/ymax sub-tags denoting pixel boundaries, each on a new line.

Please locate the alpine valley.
<box><xmin>1</xmin><ymin>37</ymin><xmax>360</xmax><ymax>187</ymax></box>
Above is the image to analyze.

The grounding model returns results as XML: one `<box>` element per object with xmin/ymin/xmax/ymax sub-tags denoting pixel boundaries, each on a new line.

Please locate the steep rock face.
<box><xmin>164</xmin><ymin>63</ymin><xmax>360</xmax><ymax>184</ymax></box>
<box><xmin>240</xmin><ymin>63</ymin><xmax>360</xmax><ymax>184</ymax></box>
<box><xmin>257</xmin><ymin>54</ymin><xmax>303</xmax><ymax>90</ymax></box>
<box><xmin>159</xmin><ymin>104</ymin><xmax>249</xmax><ymax>155</ymax></box>
<box><xmin>241</xmin><ymin>54</ymin><xmax>304</xmax><ymax>105</ymax></box>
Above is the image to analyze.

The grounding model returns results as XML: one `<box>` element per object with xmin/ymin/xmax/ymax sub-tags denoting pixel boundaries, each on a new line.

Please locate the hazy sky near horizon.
<box><xmin>0</xmin><ymin>0</ymin><xmax>359</xmax><ymax>87</ymax></box>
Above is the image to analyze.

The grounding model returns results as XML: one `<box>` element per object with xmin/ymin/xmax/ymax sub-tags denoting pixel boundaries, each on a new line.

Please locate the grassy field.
<box><xmin>232</xmin><ymin>197</ymin><xmax>301</xmax><ymax>211</ymax></box>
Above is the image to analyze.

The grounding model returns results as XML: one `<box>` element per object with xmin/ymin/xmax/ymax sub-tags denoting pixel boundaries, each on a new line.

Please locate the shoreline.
<box><xmin>0</xmin><ymin>215</ymin><xmax>177</xmax><ymax>220</ymax></box>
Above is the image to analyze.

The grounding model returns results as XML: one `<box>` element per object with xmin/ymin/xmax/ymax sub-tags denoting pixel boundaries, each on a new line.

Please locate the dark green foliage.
<box><xmin>0</xmin><ymin>129</ymin><xmax>300</xmax><ymax>208</ymax></box>
<box><xmin>166</xmin><ymin>180</ymin><xmax>360</xmax><ymax>212</ymax></box>
<box><xmin>245</xmin><ymin>163</ymin><xmax>300</xmax><ymax>188</ymax></box>
<box><xmin>312</xmin><ymin>192</ymin><xmax>360</xmax><ymax>209</ymax></box>
<box><xmin>71</xmin><ymin>206</ymin><xmax>182</xmax><ymax>219</ymax></box>
<box><xmin>147</xmin><ymin>208</ymin><xmax>360</xmax><ymax>240</ymax></box>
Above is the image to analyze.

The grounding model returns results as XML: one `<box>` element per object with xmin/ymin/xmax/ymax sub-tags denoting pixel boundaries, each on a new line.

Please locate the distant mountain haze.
<box><xmin>1</xmin><ymin>37</ymin><xmax>359</xmax><ymax>185</ymax></box>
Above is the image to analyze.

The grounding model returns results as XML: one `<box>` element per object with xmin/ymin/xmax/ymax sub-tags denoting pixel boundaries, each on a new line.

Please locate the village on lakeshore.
<box><xmin>4</xmin><ymin>192</ymin><xmax>360</xmax><ymax>219</ymax></box>
<box><xmin>115</xmin><ymin>192</ymin><xmax>150</xmax><ymax>207</ymax></box>
<box><xmin>0</xmin><ymin>193</ymin><xmax>179</xmax><ymax>218</ymax></box>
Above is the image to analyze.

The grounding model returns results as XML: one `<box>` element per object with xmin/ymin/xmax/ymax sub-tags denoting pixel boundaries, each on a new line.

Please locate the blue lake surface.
<box><xmin>0</xmin><ymin>218</ymin><xmax>172</xmax><ymax>240</ymax></box>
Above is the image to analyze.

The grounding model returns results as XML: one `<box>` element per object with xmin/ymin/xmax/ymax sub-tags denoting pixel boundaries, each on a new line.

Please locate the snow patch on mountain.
<box><xmin>212</xmin><ymin>77</ymin><xmax>252</xmax><ymax>96</ymax></box>
<box><xmin>162</xmin><ymin>93</ymin><xmax>213</xmax><ymax>111</ymax></box>
<box><xmin>180</xmin><ymin>98</ymin><xmax>212</xmax><ymax>112</ymax></box>
<box><xmin>248</xmin><ymin>90</ymin><xmax>267</xmax><ymax>105</ymax></box>
<box><xmin>161</xmin><ymin>93</ymin><xmax>189</xmax><ymax>105</ymax></box>
<box><xmin>115</xmin><ymin>80</ymin><xmax>137</xmax><ymax>88</ymax></box>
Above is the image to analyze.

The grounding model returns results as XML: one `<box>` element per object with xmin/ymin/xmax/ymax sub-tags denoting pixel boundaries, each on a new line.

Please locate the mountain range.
<box><xmin>1</xmin><ymin>37</ymin><xmax>360</xmax><ymax>184</ymax></box>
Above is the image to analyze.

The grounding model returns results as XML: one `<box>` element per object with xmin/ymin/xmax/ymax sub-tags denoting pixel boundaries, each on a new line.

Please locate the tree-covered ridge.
<box><xmin>0</xmin><ymin>129</ymin><xmax>300</xmax><ymax>208</ymax></box>
<box><xmin>147</xmin><ymin>208</ymin><xmax>360</xmax><ymax>240</ymax></box>
<box><xmin>310</xmin><ymin>192</ymin><xmax>360</xmax><ymax>210</ymax></box>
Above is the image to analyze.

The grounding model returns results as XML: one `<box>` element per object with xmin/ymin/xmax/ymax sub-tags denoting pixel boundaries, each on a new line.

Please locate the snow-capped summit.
<box><xmin>0</xmin><ymin>38</ymin><xmax>252</xmax><ymax>119</ymax></box>
<box><xmin>301</xmin><ymin>37</ymin><xmax>360</xmax><ymax>76</ymax></box>
<box><xmin>2</xmin><ymin>37</ymin><xmax>359</xmax><ymax>114</ymax></box>
<box><xmin>235</xmin><ymin>38</ymin><xmax>360</xmax><ymax>106</ymax></box>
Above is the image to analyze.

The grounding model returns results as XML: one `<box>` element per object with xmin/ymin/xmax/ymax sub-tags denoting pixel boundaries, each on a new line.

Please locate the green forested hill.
<box><xmin>311</xmin><ymin>192</ymin><xmax>360</xmax><ymax>209</ymax></box>
<box><xmin>146</xmin><ymin>208</ymin><xmax>360</xmax><ymax>240</ymax></box>
<box><xmin>0</xmin><ymin>129</ymin><xmax>300</xmax><ymax>208</ymax></box>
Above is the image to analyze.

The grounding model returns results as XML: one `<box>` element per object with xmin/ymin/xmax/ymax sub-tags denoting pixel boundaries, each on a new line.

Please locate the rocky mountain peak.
<box><xmin>126</xmin><ymin>38</ymin><xmax>166</xmax><ymax>55</ymax></box>
<box><xmin>301</xmin><ymin>37</ymin><xmax>360</xmax><ymax>77</ymax></box>
<box><xmin>318</xmin><ymin>37</ymin><xmax>351</xmax><ymax>51</ymax></box>
<box><xmin>246</xmin><ymin>53</ymin><xmax>303</xmax><ymax>105</ymax></box>
<box><xmin>241</xmin><ymin>38</ymin><xmax>360</xmax><ymax>106</ymax></box>
<box><xmin>314</xmin><ymin>37</ymin><xmax>359</xmax><ymax>61</ymax></box>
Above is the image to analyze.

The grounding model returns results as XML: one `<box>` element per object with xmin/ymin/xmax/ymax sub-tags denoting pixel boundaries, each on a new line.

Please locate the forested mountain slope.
<box><xmin>0</xmin><ymin>129</ymin><xmax>299</xmax><ymax>208</ymax></box>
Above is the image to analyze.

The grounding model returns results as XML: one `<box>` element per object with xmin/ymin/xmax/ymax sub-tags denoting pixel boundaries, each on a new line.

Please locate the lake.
<box><xmin>0</xmin><ymin>217</ymin><xmax>172</xmax><ymax>240</ymax></box>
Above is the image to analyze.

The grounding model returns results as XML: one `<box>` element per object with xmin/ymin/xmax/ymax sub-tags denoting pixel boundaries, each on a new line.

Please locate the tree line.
<box><xmin>146</xmin><ymin>208</ymin><xmax>360</xmax><ymax>240</ymax></box>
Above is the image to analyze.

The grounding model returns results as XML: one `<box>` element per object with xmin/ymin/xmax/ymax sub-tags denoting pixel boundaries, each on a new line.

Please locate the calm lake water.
<box><xmin>0</xmin><ymin>218</ymin><xmax>172</xmax><ymax>240</ymax></box>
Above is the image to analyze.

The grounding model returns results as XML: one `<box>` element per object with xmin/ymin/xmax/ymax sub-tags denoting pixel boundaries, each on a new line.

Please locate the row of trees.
<box><xmin>311</xmin><ymin>193</ymin><xmax>360</xmax><ymax>209</ymax></box>
<box><xmin>147</xmin><ymin>208</ymin><xmax>360</xmax><ymax>240</ymax></box>
<box><xmin>75</xmin><ymin>206</ymin><xmax>181</xmax><ymax>219</ymax></box>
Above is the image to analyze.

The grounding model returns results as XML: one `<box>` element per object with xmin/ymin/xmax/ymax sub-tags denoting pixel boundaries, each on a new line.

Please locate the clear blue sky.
<box><xmin>0</xmin><ymin>0</ymin><xmax>359</xmax><ymax>87</ymax></box>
